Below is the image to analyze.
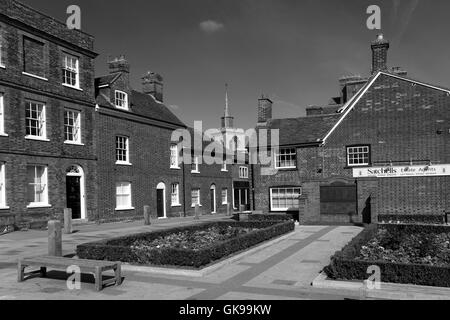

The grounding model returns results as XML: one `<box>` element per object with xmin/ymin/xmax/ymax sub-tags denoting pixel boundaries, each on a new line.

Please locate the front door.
<box><xmin>210</xmin><ymin>188</ymin><xmax>216</xmax><ymax>213</ymax></box>
<box><xmin>66</xmin><ymin>176</ymin><xmax>81</xmax><ymax>219</ymax></box>
<box><xmin>157</xmin><ymin>189</ymin><xmax>164</xmax><ymax>218</ymax></box>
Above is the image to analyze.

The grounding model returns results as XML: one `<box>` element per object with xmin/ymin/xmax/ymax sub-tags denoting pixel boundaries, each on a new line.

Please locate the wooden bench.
<box><xmin>18</xmin><ymin>256</ymin><xmax>122</xmax><ymax>291</ymax></box>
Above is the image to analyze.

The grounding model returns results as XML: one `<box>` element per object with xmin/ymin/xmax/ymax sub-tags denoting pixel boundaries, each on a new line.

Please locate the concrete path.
<box><xmin>0</xmin><ymin>219</ymin><xmax>363</xmax><ymax>300</ymax></box>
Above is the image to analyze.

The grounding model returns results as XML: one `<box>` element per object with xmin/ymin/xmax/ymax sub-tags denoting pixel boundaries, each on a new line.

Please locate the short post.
<box><xmin>144</xmin><ymin>205</ymin><xmax>151</xmax><ymax>225</ymax></box>
<box><xmin>226</xmin><ymin>203</ymin><xmax>231</xmax><ymax>216</ymax></box>
<box><xmin>48</xmin><ymin>220</ymin><xmax>62</xmax><ymax>257</ymax></box>
<box><xmin>63</xmin><ymin>208</ymin><xmax>73</xmax><ymax>234</ymax></box>
<box><xmin>240</xmin><ymin>205</ymin><xmax>246</xmax><ymax>213</ymax></box>
<box><xmin>194</xmin><ymin>204</ymin><xmax>200</xmax><ymax>220</ymax></box>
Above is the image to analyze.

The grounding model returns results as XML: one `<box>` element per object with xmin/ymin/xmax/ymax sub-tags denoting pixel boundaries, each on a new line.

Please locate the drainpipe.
<box><xmin>182</xmin><ymin>157</ymin><xmax>187</xmax><ymax>217</ymax></box>
<box><xmin>251</xmin><ymin>163</ymin><xmax>256</xmax><ymax>211</ymax></box>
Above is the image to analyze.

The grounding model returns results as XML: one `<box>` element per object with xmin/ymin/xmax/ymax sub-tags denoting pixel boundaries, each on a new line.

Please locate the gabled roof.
<box><xmin>266</xmin><ymin>113</ymin><xmax>341</xmax><ymax>147</ymax></box>
<box><xmin>95</xmin><ymin>73</ymin><xmax>121</xmax><ymax>87</ymax></box>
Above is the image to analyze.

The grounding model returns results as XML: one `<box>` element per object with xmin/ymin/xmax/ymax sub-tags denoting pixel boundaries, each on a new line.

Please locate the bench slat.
<box><xmin>21</xmin><ymin>256</ymin><xmax>118</xmax><ymax>269</ymax></box>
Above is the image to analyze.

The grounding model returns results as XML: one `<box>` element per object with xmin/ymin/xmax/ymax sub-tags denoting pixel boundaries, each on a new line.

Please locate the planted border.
<box><xmin>247</xmin><ymin>214</ymin><xmax>293</xmax><ymax>222</ymax></box>
<box><xmin>324</xmin><ymin>224</ymin><xmax>450</xmax><ymax>287</ymax></box>
<box><xmin>378</xmin><ymin>214</ymin><xmax>445</xmax><ymax>225</ymax></box>
<box><xmin>77</xmin><ymin>221</ymin><xmax>295</xmax><ymax>269</ymax></box>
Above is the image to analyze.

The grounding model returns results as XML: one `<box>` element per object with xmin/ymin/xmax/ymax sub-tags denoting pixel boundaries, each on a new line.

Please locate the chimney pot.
<box><xmin>371</xmin><ymin>34</ymin><xmax>389</xmax><ymax>74</ymax></box>
<box><xmin>108</xmin><ymin>55</ymin><xmax>130</xmax><ymax>74</ymax></box>
<box><xmin>142</xmin><ymin>71</ymin><xmax>164</xmax><ymax>102</ymax></box>
<box><xmin>257</xmin><ymin>96</ymin><xmax>273</xmax><ymax>124</ymax></box>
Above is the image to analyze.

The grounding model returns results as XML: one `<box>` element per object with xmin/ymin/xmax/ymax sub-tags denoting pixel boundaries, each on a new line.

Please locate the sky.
<box><xmin>20</xmin><ymin>0</ymin><xmax>450</xmax><ymax>131</ymax></box>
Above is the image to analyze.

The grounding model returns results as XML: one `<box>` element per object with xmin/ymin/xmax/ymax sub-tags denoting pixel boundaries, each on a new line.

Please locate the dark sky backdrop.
<box><xmin>20</xmin><ymin>0</ymin><xmax>450</xmax><ymax>130</ymax></box>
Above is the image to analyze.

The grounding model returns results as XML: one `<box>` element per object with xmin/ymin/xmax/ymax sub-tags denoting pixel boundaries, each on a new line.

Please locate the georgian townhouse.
<box><xmin>0</xmin><ymin>0</ymin><xmax>98</xmax><ymax>230</ymax></box>
<box><xmin>254</xmin><ymin>34</ymin><xmax>450</xmax><ymax>224</ymax></box>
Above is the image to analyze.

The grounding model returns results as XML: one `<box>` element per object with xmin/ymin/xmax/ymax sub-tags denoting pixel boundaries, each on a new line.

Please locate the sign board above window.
<box><xmin>353</xmin><ymin>164</ymin><xmax>450</xmax><ymax>178</ymax></box>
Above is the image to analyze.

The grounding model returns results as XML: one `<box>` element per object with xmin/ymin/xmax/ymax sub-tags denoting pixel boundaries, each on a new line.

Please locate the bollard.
<box><xmin>48</xmin><ymin>220</ymin><xmax>62</xmax><ymax>257</ymax></box>
<box><xmin>144</xmin><ymin>205</ymin><xmax>151</xmax><ymax>225</ymax></box>
<box><xmin>194</xmin><ymin>204</ymin><xmax>200</xmax><ymax>220</ymax></box>
<box><xmin>63</xmin><ymin>208</ymin><xmax>73</xmax><ymax>234</ymax></box>
<box><xmin>226</xmin><ymin>203</ymin><xmax>231</xmax><ymax>216</ymax></box>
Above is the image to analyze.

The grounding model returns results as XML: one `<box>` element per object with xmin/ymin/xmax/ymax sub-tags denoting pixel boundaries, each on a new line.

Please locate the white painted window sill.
<box><xmin>0</xmin><ymin>133</ymin><xmax>8</xmax><ymax>137</ymax></box>
<box><xmin>27</xmin><ymin>204</ymin><xmax>52</xmax><ymax>209</ymax></box>
<box><xmin>221</xmin><ymin>169</ymin><xmax>228</xmax><ymax>172</ymax></box>
<box><xmin>115</xmin><ymin>207</ymin><xmax>135</xmax><ymax>211</ymax></box>
<box><xmin>191</xmin><ymin>171</ymin><xmax>200</xmax><ymax>174</ymax></box>
<box><xmin>25</xmin><ymin>136</ymin><xmax>50</xmax><ymax>142</ymax></box>
<box><xmin>171</xmin><ymin>167</ymin><xmax>181</xmax><ymax>170</ymax></box>
<box><xmin>116</xmin><ymin>161</ymin><xmax>132</xmax><ymax>166</ymax></box>
<box><xmin>275</xmin><ymin>167</ymin><xmax>297</xmax><ymax>170</ymax></box>
<box><xmin>62</xmin><ymin>83</ymin><xmax>83</xmax><ymax>91</ymax></box>
<box><xmin>22</xmin><ymin>72</ymin><xmax>48</xmax><ymax>81</ymax></box>
<box><xmin>0</xmin><ymin>206</ymin><xmax>10</xmax><ymax>210</ymax></box>
<box><xmin>191</xmin><ymin>204</ymin><xmax>202</xmax><ymax>208</ymax></box>
<box><xmin>64</xmin><ymin>141</ymin><xmax>84</xmax><ymax>146</ymax></box>
<box><xmin>171</xmin><ymin>204</ymin><xmax>182</xmax><ymax>207</ymax></box>
<box><xmin>115</xmin><ymin>106</ymin><xmax>130</xmax><ymax>111</ymax></box>
<box><xmin>0</xmin><ymin>64</ymin><xmax>5</xmax><ymax>69</ymax></box>
<box><xmin>222</xmin><ymin>203</ymin><xmax>228</xmax><ymax>205</ymax></box>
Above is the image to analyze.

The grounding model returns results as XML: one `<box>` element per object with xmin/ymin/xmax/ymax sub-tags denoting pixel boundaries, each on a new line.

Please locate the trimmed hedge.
<box><xmin>324</xmin><ymin>224</ymin><xmax>450</xmax><ymax>287</ymax></box>
<box><xmin>378</xmin><ymin>214</ymin><xmax>445</xmax><ymax>225</ymax></box>
<box><xmin>248</xmin><ymin>214</ymin><xmax>293</xmax><ymax>222</ymax></box>
<box><xmin>77</xmin><ymin>221</ymin><xmax>295</xmax><ymax>269</ymax></box>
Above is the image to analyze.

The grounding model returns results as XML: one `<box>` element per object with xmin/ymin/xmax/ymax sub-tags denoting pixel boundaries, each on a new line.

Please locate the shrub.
<box><xmin>378</xmin><ymin>214</ymin><xmax>445</xmax><ymax>225</ymax></box>
<box><xmin>77</xmin><ymin>221</ymin><xmax>295</xmax><ymax>269</ymax></box>
<box><xmin>324</xmin><ymin>224</ymin><xmax>450</xmax><ymax>287</ymax></box>
<box><xmin>248</xmin><ymin>214</ymin><xmax>292</xmax><ymax>222</ymax></box>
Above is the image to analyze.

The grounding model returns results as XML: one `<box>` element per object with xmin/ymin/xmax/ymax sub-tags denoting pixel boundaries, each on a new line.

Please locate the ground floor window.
<box><xmin>0</xmin><ymin>163</ymin><xmax>5</xmax><ymax>207</ymax></box>
<box><xmin>116</xmin><ymin>182</ymin><xmax>132</xmax><ymax>210</ymax></box>
<box><xmin>27</xmin><ymin>165</ymin><xmax>48</xmax><ymax>207</ymax></box>
<box><xmin>171</xmin><ymin>183</ymin><xmax>180</xmax><ymax>206</ymax></box>
<box><xmin>270</xmin><ymin>187</ymin><xmax>301</xmax><ymax>211</ymax></box>
<box><xmin>191</xmin><ymin>188</ymin><xmax>201</xmax><ymax>207</ymax></box>
<box><xmin>222</xmin><ymin>188</ymin><xmax>228</xmax><ymax>205</ymax></box>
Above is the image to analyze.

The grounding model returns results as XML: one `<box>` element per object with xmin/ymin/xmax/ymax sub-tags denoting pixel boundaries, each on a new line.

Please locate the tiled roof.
<box><xmin>266</xmin><ymin>114</ymin><xmax>342</xmax><ymax>146</ymax></box>
<box><xmin>95</xmin><ymin>73</ymin><xmax>121</xmax><ymax>87</ymax></box>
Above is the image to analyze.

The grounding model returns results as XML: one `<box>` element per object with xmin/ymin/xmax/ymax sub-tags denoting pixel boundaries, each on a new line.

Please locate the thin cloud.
<box><xmin>391</xmin><ymin>0</ymin><xmax>420</xmax><ymax>43</ymax></box>
<box><xmin>199</xmin><ymin>20</ymin><xmax>225</xmax><ymax>34</ymax></box>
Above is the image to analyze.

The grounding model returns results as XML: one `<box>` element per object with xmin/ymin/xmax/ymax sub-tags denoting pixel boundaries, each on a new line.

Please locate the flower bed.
<box><xmin>377</xmin><ymin>214</ymin><xmax>445</xmax><ymax>225</ymax></box>
<box><xmin>324</xmin><ymin>224</ymin><xmax>450</xmax><ymax>287</ymax></box>
<box><xmin>77</xmin><ymin>221</ymin><xmax>295</xmax><ymax>269</ymax></box>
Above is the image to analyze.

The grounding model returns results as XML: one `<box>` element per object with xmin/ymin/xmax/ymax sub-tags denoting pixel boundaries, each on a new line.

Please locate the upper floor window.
<box><xmin>191</xmin><ymin>156</ymin><xmax>200</xmax><ymax>173</ymax></box>
<box><xmin>27</xmin><ymin>165</ymin><xmax>48</xmax><ymax>207</ymax></box>
<box><xmin>116</xmin><ymin>182</ymin><xmax>132</xmax><ymax>210</ymax></box>
<box><xmin>239</xmin><ymin>166</ymin><xmax>249</xmax><ymax>179</ymax></box>
<box><xmin>64</xmin><ymin>109</ymin><xmax>81</xmax><ymax>144</ymax></box>
<box><xmin>275</xmin><ymin>148</ymin><xmax>297</xmax><ymax>169</ymax></box>
<box><xmin>0</xmin><ymin>163</ymin><xmax>5</xmax><ymax>208</ymax></box>
<box><xmin>115</xmin><ymin>90</ymin><xmax>128</xmax><ymax>110</ymax></box>
<box><xmin>170</xmin><ymin>144</ymin><xmax>179</xmax><ymax>169</ymax></box>
<box><xmin>347</xmin><ymin>146</ymin><xmax>370</xmax><ymax>167</ymax></box>
<box><xmin>0</xmin><ymin>94</ymin><xmax>4</xmax><ymax>135</ymax></box>
<box><xmin>0</xmin><ymin>32</ymin><xmax>5</xmax><ymax>68</ymax></box>
<box><xmin>221</xmin><ymin>159</ymin><xmax>228</xmax><ymax>172</ymax></box>
<box><xmin>270</xmin><ymin>187</ymin><xmax>301</xmax><ymax>212</ymax></box>
<box><xmin>116</xmin><ymin>136</ymin><xmax>130</xmax><ymax>165</ymax></box>
<box><xmin>25</xmin><ymin>101</ymin><xmax>47</xmax><ymax>140</ymax></box>
<box><xmin>171</xmin><ymin>183</ymin><xmax>180</xmax><ymax>206</ymax></box>
<box><xmin>23</xmin><ymin>36</ymin><xmax>45</xmax><ymax>78</ymax></box>
<box><xmin>62</xmin><ymin>53</ymin><xmax>79</xmax><ymax>88</ymax></box>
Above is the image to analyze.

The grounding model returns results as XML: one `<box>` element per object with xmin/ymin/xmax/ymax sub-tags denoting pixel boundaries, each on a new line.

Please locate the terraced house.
<box><xmin>0</xmin><ymin>0</ymin><xmax>98</xmax><ymax>229</ymax></box>
<box><xmin>255</xmin><ymin>34</ymin><xmax>450</xmax><ymax>224</ymax></box>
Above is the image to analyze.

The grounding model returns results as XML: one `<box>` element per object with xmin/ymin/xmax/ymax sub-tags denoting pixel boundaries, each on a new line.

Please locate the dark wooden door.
<box><xmin>66</xmin><ymin>176</ymin><xmax>81</xmax><ymax>219</ymax></box>
<box><xmin>320</xmin><ymin>185</ymin><xmax>357</xmax><ymax>216</ymax></box>
<box><xmin>157</xmin><ymin>189</ymin><xmax>164</xmax><ymax>218</ymax></box>
<box><xmin>210</xmin><ymin>189</ymin><xmax>215</xmax><ymax>213</ymax></box>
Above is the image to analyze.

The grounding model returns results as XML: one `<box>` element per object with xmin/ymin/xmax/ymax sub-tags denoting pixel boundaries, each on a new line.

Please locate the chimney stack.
<box><xmin>257</xmin><ymin>95</ymin><xmax>273</xmax><ymax>125</ymax></box>
<box><xmin>142</xmin><ymin>71</ymin><xmax>164</xmax><ymax>102</ymax></box>
<box><xmin>108</xmin><ymin>55</ymin><xmax>130</xmax><ymax>74</ymax></box>
<box><xmin>371</xmin><ymin>34</ymin><xmax>389</xmax><ymax>74</ymax></box>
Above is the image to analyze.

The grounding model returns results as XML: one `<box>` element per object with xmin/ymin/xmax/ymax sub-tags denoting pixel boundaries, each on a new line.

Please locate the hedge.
<box><xmin>77</xmin><ymin>221</ymin><xmax>295</xmax><ymax>269</ymax></box>
<box><xmin>247</xmin><ymin>214</ymin><xmax>293</xmax><ymax>222</ymax></box>
<box><xmin>324</xmin><ymin>224</ymin><xmax>450</xmax><ymax>287</ymax></box>
<box><xmin>378</xmin><ymin>214</ymin><xmax>445</xmax><ymax>225</ymax></box>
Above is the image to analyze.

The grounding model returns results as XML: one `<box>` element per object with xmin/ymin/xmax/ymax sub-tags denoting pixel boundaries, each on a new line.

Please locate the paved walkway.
<box><xmin>0</xmin><ymin>218</ymin><xmax>363</xmax><ymax>300</ymax></box>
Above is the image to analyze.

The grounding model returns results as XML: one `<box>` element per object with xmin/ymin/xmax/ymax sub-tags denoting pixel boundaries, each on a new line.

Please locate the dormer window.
<box><xmin>115</xmin><ymin>90</ymin><xmax>128</xmax><ymax>110</ymax></box>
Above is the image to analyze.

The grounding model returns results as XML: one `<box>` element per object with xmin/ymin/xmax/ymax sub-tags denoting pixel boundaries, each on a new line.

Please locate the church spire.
<box><xmin>221</xmin><ymin>83</ymin><xmax>234</xmax><ymax>129</ymax></box>
<box><xmin>224</xmin><ymin>83</ymin><xmax>230</xmax><ymax>117</ymax></box>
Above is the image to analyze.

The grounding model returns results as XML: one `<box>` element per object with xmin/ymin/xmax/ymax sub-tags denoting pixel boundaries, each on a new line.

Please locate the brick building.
<box><xmin>254</xmin><ymin>34</ymin><xmax>450</xmax><ymax>224</ymax></box>
<box><xmin>0</xmin><ymin>0</ymin><xmax>98</xmax><ymax>229</ymax></box>
<box><xmin>95</xmin><ymin>57</ymin><xmax>234</xmax><ymax>221</ymax></box>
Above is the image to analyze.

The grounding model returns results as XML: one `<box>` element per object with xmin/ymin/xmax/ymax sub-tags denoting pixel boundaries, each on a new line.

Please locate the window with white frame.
<box><xmin>171</xmin><ymin>183</ymin><xmax>180</xmax><ymax>206</ymax></box>
<box><xmin>115</xmin><ymin>90</ymin><xmax>128</xmax><ymax>110</ymax></box>
<box><xmin>0</xmin><ymin>32</ymin><xmax>5</xmax><ymax>67</ymax></box>
<box><xmin>27</xmin><ymin>165</ymin><xmax>48</xmax><ymax>207</ymax></box>
<box><xmin>62</xmin><ymin>53</ymin><xmax>79</xmax><ymax>88</ymax></box>
<box><xmin>221</xmin><ymin>159</ymin><xmax>227</xmax><ymax>171</ymax></box>
<box><xmin>222</xmin><ymin>188</ymin><xmax>228</xmax><ymax>205</ymax></box>
<box><xmin>191</xmin><ymin>189</ymin><xmax>200</xmax><ymax>207</ymax></box>
<box><xmin>25</xmin><ymin>101</ymin><xmax>46</xmax><ymax>139</ymax></box>
<box><xmin>170</xmin><ymin>144</ymin><xmax>179</xmax><ymax>169</ymax></box>
<box><xmin>239</xmin><ymin>166</ymin><xmax>249</xmax><ymax>179</ymax></box>
<box><xmin>116</xmin><ymin>136</ymin><xmax>130</xmax><ymax>164</ymax></box>
<box><xmin>116</xmin><ymin>182</ymin><xmax>132</xmax><ymax>210</ymax></box>
<box><xmin>64</xmin><ymin>109</ymin><xmax>81</xmax><ymax>143</ymax></box>
<box><xmin>0</xmin><ymin>94</ymin><xmax>4</xmax><ymax>135</ymax></box>
<box><xmin>191</xmin><ymin>156</ymin><xmax>199</xmax><ymax>173</ymax></box>
<box><xmin>275</xmin><ymin>148</ymin><xmax>297</xmax><ymax>169</ymax></box>
<box><xmin>0</xmin><ymin>163</ymin><xmax>5</xmax><ymax>207</ymax></box>
<box><xmin>270</xmin><ymin>187</ymin><xmax>301</xmax><ymax>211</ymax></box>
<box><xmin>347</xmin><ymin>146</ymin><xmax>370</xmax><ymax>167</ymax></box>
